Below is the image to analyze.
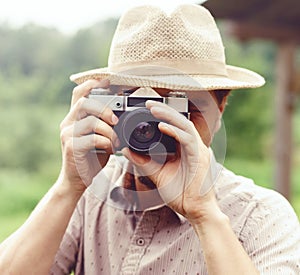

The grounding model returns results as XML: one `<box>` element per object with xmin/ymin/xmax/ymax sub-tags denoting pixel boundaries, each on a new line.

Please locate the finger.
<box><xmin>121</xmin><ymin>148</ymin><xmax>185</xmax><ymax>203</ymax></box>
<box><xmin>73</xmin><ymin>116</ymin><xmax>115</xmax><ymax>139</ymax></box>
<box><xmin>158</xmin><ymin>122</ymin><xmax>200</xmax><ymax>156</ymax></box>
<box><xmin>158</xmin><ymin>122</ymin><xmax>187</xmax><ymax>143</ymax></box>
<box><xmin>121</xmin><ymin>148</ymin><xmax>166</xmax><ymax>179</ymax></box>
<box><xmin>64</xmin><ymin>97</ymin><xmax>119</xmax><ymax>126</ymax></box>
<box><xmin>71</xmin><ymin>79</ymin><xmax>110</xmax><ymax>107</ymax></box>
<box><xmin>73</xmin><ymin>134</ymin><xmax>112</xmax><ymax>154</ymax></box>
<box><xmin>146</xmin><ymin>100</ymin><xmax>194</xmax><ymax>135</ymax></box>
<box><xmin>61</xmin><ymin>122</ymin><xmax>116</xmax><ymax>155</ymax></box>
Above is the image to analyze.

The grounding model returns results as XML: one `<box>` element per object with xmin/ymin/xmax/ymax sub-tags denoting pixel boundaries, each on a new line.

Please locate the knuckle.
<box><xmin>86</xmin><ymin>78</ymin><xmax>108</xmax><ymax>89</ymax></box>
<box><xmin>73</xmin><ymin>97</ymin><xmax>88</xmax><ymax>116</ymax></box>
<box><xmin>72</xmin><ymin>85</ymin><xmax>81</xmax><ymax>97</ymax></box>
<box><xmin>84</xmin><ymin>79</ymin><xmax>96</xmax><ymax>88</ymax></box>
<box><xmin>63</xmin><ymin>139</ymin><xmax>74</xmax><ymax>157</ymax></box>
<box><xmin>97</xmin><ymin>104</ymin><xmax>107</xmax><ymax>116</ymax></box>
<box><xmin>94</xmin><ymin>135</ymin><xmax>110</xmax><ymax>149</ymax></box>
<box><xmin>77</xmin><ymin>96</ymin><xmax>87</xmax><ymax>108</ymax></box>
<box><xmin>92</xmin><ymin>134</ymin><xmax>98</xmax><ymax>146</ymax></box>
<box><xmin>88</xmin><ymin>116</ymin><xmax>99</xmax><ymax>132</ymax></box>
<box><xmin>60</xmin><ymin>127</ymin><xmax>70</xmax><ymax>145</ymax></box>
<box><xmin>94</xmin><ymin>119</ymin><xmax>102</xmax><ymax>133</ymax></box>
<box><xmin>82</xmin><ymin>81</ymin><xmax>93</xmax><ymax>92</ymax></box>
<box><xmin>82</xmin><ymin>114</ymin><xmax>95</xmax><ymax>126</ymax></box>
<box><xmin>60</xmin><ymin>115</ymin><xmax>72</xmax><ymax>131</ymax></box>
<box><xmin>72</xmin><ymin>83</ymin><xmax>91</xmax><ymax>103</ymax></box>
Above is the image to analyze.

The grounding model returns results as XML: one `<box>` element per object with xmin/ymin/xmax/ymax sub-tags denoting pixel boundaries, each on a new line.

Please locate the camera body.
<box><xmin>89</xmin><ymin>87</ymin><xmax>189</xmax><ymax>155</ymax></box>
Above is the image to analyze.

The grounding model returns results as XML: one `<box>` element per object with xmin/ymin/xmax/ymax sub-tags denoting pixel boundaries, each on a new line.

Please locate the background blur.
<box><xmin>0</xmin><ymin>1</ymin><xmax>299</xmax><ymax>241</ymax></box>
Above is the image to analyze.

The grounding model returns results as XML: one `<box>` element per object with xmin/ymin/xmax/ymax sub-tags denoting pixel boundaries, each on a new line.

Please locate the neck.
<box><xmin>132</xmin><ymin>173</ymin><xmax>164</xmax><ymax>211</ymax></box>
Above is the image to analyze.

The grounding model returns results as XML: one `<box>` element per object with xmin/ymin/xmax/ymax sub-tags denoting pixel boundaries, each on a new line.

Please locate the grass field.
<box><xmin>0</xmin><ymin>169</ymin><xmax>54</xmax><ymax>241</ymax></box>
<box><xmin>0</xmin><ymin>157</ymin><xmax>299</xmax><ymax>242</ymax></box>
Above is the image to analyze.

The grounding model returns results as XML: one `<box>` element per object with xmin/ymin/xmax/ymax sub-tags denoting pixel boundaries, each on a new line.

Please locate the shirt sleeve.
<box><xmin>240</xmin><ymin>190</ymin><xmax>300</xmax><ymax>274</ymax></box>
<box><xmin>49</xmin><ymin>196</ymin><xmax>85</xmax><ymax>275</ymax></box>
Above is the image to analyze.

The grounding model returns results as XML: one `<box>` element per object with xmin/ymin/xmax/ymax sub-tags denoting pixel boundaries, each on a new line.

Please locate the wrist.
<box><xmin>191</xmin><ymin>204</ymin><xmax>230</xmax><ymax>240</ymax></box>
<box><xmin>54</xmin><ymin>172</ymin><xmax>86</xmax><ymax>201</ymax></box>
<box><xmin>187</xmin><ymin>193</ymin><xmax>229</xmax><ymax>233</ymax></box>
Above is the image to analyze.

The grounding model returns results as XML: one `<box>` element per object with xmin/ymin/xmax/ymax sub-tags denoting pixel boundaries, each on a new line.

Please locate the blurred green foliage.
<box><xmin>0</xmin><ymin>19</ymin><xmax>299</xmax><ymax>241</ymax></box>
<box><xmin>222</xmin><ymin>38</ymin><xmax>277</xmax><ymax>159</ymax></box>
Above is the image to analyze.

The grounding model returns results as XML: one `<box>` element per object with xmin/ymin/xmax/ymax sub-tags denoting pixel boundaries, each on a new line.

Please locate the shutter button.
<box><xmin>136</xmin><ymin>238</ymin><xmax>145</xmax><ymax>246</ymax></box>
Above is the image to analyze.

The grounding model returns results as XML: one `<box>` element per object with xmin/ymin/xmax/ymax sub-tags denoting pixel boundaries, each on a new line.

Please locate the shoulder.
<box><xmin>215</xmin><ymin>166</ymin><xmax>300</xmax><ymax>272</ymax></box>
<box><xmin>215</xmin><ymin>166</ymin><xmax>299</xmax><ymax>235</ymax></box>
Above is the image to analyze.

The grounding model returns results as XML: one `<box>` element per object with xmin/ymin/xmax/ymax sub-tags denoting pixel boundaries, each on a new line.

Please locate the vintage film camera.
<box><xmin>89</xmin><ymin>87</ymin><xmax>189</xmax><ymax>155</ymax></box>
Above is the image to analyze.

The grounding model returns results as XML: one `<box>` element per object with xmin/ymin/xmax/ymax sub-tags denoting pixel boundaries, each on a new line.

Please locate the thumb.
<box><xmin>121</xmin><ymin>148</ymin><xmax>165</xmax><ymax>180</ymax></box>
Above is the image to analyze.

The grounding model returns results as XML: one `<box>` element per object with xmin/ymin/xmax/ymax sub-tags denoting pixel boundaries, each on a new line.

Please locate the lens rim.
<box><xmin>122</xmin><ymin>108</ymin><xmax>163</xmax><ymax>153</ymax></box>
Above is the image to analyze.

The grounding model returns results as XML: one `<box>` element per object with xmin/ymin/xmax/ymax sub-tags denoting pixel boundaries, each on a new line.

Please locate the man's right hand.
<box><xmin>0</xmin><ymin>78</ymin><xmax>119</xmax><ymax>274</ymax></box>
<box><xmin>59</xmin><ymin>79</ymin><xmax>119</xmax><ymax>194</ymax></box>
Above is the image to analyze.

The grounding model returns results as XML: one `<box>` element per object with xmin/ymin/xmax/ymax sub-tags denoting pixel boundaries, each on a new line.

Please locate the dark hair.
<box><xmin>213</xmin><ymin>90</ymin><xmax>231</xmax><ymax>105</ymax></box>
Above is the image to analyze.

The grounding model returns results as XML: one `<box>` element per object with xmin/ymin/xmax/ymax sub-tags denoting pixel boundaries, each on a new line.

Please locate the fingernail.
<box><xmin>145</xmin><ymin>100</ymin><xmax>156</xmax><ymax>108</ymax></box>
<box><xmin>112</xmin><ymin>114</ymin><xmax>119</xmax><ymax>125</ymax></box>
<box><xmin>159</xmin><ymin>122</ymin><xmax>168</xmax><ymax>129</ymax></box>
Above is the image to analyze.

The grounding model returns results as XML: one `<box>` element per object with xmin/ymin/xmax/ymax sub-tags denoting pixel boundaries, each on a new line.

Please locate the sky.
<box><xmin>0</xmin><ymin>0</ymin><xmax>206</xmax><ymax>34</ymax></box>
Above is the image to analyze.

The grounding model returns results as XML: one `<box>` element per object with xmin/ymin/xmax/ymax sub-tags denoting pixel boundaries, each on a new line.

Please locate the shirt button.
<box><xmin>136</xmin><ymin>238</ymin><xmax>145</xmax><ymax>246</ymax></box>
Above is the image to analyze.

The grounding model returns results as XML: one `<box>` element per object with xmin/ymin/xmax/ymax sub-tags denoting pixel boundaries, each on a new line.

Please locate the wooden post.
<box><xmin>274</xmin><ymin>43</ymin><xmax>296</xmax><ymax>200</ymax></box>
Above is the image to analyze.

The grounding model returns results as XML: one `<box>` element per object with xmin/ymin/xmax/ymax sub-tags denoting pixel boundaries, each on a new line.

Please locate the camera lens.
<box><xmin>132</xmin><ymin>121</ymin><xmax>156</xmax><ymax>143</ymax></box>
<box><xmin>120</xmin><ymin>108</ymin><xmax>162</xmax><ymax>154</ymax></box>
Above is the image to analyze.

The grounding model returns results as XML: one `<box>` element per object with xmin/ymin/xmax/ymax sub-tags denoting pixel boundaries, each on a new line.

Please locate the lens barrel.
<box><xmin>121</xmin><ymin>109</ymin><xmax>162</xmax><ymax>153</ymax></box>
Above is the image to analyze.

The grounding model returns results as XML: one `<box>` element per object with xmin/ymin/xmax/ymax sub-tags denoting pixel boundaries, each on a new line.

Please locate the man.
<box><xmin>0</xmin><ymin>4</ymin><xmax>299</xmax><ymax>275</ymax></box>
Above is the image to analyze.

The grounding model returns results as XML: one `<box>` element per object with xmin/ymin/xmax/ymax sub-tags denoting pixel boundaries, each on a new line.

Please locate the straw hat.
<box><xmin>70</xmin><ymin>4</ymin><xmax>265</xmax><ymax>91</ymax></box>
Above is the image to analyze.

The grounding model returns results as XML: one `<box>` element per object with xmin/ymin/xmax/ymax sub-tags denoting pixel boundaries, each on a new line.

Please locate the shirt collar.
<box><xmin>107</xmin><ymin>148</ymin><xmax>221</xmax><ymax>225</ymax></box>
<box><xmin>106</xmin><ymin>157</ymin><xmax>187</xmax><ymax>224</ymax></box>
<box><xmin>109</xmin><ymin>184</ymin><xmax>187</xmax><ymax>224</ymax></box>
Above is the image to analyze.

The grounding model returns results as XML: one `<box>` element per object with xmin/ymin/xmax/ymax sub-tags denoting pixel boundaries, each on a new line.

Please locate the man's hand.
<box><xmin>0</xmin><ymin>79</ymin><xmax>120</xmax><ymax>275</ymax></box>
<box><xmin>122</xmin><ymin>99</ymin><xmax>216</xmax><ymax>224</ymax></box>
<box><xmin>59</xmin><ymin>79</ymin><xmax>119</xmax><ymax>194</ymax></box>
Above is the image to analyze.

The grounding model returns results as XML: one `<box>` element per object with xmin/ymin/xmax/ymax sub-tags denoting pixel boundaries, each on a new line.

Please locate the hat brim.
<box><xmin>70</xmin><ymin>65</ymin><xmax>265</xmax><ymax>91</ymax></box>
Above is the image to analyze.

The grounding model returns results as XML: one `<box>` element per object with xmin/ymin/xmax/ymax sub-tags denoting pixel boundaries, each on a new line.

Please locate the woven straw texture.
<box><xmin>70</xmin><ymin>5</ymin><xmax>265</xmax><ymax>90</ymax></box>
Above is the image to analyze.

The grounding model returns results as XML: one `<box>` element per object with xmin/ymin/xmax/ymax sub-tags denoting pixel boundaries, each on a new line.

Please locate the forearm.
<box><xmin>192</xmin><ymin>201</ymin><xmax>259</xmax><ymax>275</ymax></box>
<box><xmin>0</xmin><ymin>177</ymin><xmax>83</xmax><ymax>274</ymax></box>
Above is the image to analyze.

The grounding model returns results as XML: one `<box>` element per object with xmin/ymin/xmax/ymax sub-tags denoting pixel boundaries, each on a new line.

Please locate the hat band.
<box><xmin>109</xmin><ymin>59</ymin><xmax>228</xmax><ymax>77</ymax></box>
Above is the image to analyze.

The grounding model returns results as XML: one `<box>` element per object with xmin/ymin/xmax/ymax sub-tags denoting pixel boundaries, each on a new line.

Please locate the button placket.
<box><xmin>120</xmin><ymin>211</ymin><xmax>160</xmax><ymax>275</ymax></box>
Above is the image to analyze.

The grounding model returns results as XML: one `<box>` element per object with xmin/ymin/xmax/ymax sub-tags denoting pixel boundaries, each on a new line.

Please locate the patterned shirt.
<box><xmin>50</xmin><ymin>155</ymin><xmax>300</xmax><ymax>274</ymax></box>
